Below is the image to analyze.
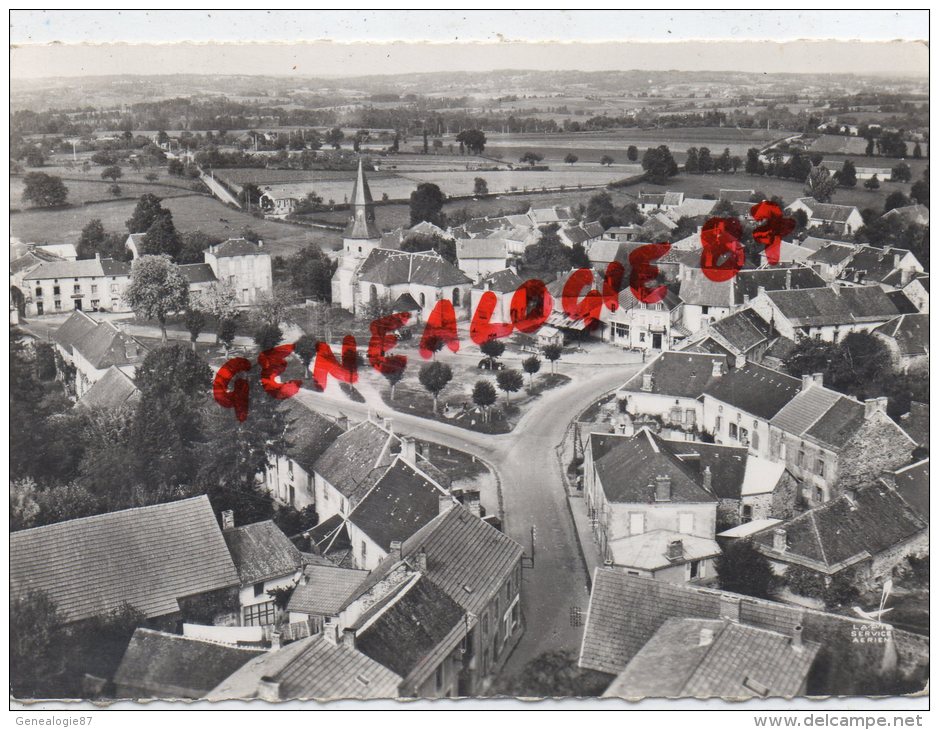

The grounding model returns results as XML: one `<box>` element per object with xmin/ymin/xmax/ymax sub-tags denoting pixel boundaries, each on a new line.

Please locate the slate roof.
<box><xmin>882</xmin><ymin>204</ymin><xmax>929</xmax><ymax>226</ymax></box>
<box><xmin>391</xmin><ymin>291</ymin><xmax>422</xmax><ymax>312</ymax></box>
<box><xmin>113</xmin><ymin>628</ymin><xmax>263</xmax><ymax>699</ymax></box>
<box><xmin>357</xmin><ymin>248</ymin><xmax>472</xmax><ymax>287</ymax></box>
<box><xmin>314</xmin><ymin>420</ymin><xmax>399</xmax><ymax>503</ymax></box>
<box><xmin>659</xmin><ymin>439</ymin><xmax>749</xmax><ymax>501</ymax></box>
<box><xmin>620</xmin><ymin>352</ymin><xmax>727</xmax><ymax>400</ymax></box>
<box><xmin>23</xmin><ymin>257</ymin><xmax>131</xmax><ymax>281</ymax></box>
<box><xmin>667</xmin><ymin>197</ymin><xmax>717</xmax><ymax>220</ymax></box>
<box><xmin>590</xmin><ymin>430</ymin><xmax>718</xmax><ymax>505</ymax></box>
<box><xmin>179</xmin><ymin>263</ymin><xmax>218</xmax><ymax>284</ymax></box>
<box><xmin>638</xmin><ymin>193</ymin><xmax>667</xmax><ymax>206</ymax></box>
<box><xmin>355</xmin><ymin>575</ymin><xmax>465</xmax><ymax>681</ymax></box>
<box><xmin>898</xmin><ymin>402</ymin><xmax>929</xmax><ymax>449</ymax></box>
<box><xmin>753</xmin><ymin>484</ymin><xmax>926</xmax><ymax>571</ymax></box>
<box><xmin>282</xmin><ymin>399</ymin><xmax>344</xmax><ymax>474</ymax></box>
<box><xmin>73</xmin><ymin>321</ymin><xmax>149</xmax><ymax>370</ymax></box>
<box><xmin>807</xmin><ymin>242</ymin><xmax>856</xmax><ymax>267</ymax></box>
<box><xmin>770</xmin><ymin>385</ymin><xmax>866</xmax><ymax>451</ymax></box>
<box><xmin>678</xmin><ymin>276</ymin><xmax>734</xmax><ymax>308</ymax></box>
<box><xmin>608</xmin><ymin>531</ymin><xmax>721</xmax><ymax>572</ymax></box>
<box><xmin>794</xmin><ymin>198</ymin><xmax>859</xmax><ymax>223</ymax></box>
<box><xmin>208</xmin><ymin>634</ymin><xmax>402</xmax><ymax>700</ymax></box>
<box><xmin>477</xmin><ymin>268</ymin><xmax>523</xmax><ymax>293</ymax></box>
<box><xmin>733</xmin><ymin>267</ymin><xmax>827</xmax><ymax>304</ymax></box>
<box><xmin>456</xmin><ymin>237</ymin><xmax>507</xmax><ymax>260</ymax></box>
<box><xmin>223</xmin><ymin>520</ymin><xmax>302</xmax><ymax>585</ymax></box>
<box><xmin>703</xmin><ymin>362</ymin><xmax>802</xmax><ymax>421</ymax></box>
<box><xmin>840</xmin><ymin>246</ymin><xmax>911</xmax><ymax>285</ymax></box>
<box><xmin>77</xmin><ymin>365</ymin><xmax>140</xmax><ymax>409</ymax></box>
<box><xmin>763</xmin><ymin>286</ymin><xmax>900</xmax><ymax>327</ymax></box>
<box><xmin>874</xmin><ymin>313</ymin><xmax>929</xmax><ymax>357</ymax></box>
<box><xmin>348</xmin><ymin>459</ymin><xmax>450</xmax><ymax>552</ymax></box>
<box><xmin>886</xmin><ymin>459</ymin><xmax>929</xmax><ymax>521</ymax></box>
<box><xmin>52</xmin><ymin>309</ymin><xmax>99</xmax><ymax>353</ymax></box>
<box><xmin>707</xmin><ymin>309</ymin><xmax>775</xmax><ymax>354</ymax></box>
<box><xmin>603</xmin><ymin>618</ymin><xmax>819</xmax><ymax>699</ymax></box>
<box><xmin>11</xmin><ymin>495</ymin><xmax>240</xmax><ymax>623</ymax></box>
<box><xmin>11</xmin><ymin>248</ymin><xmax>62</xmax><ymax>275</ymax></box>
<box><xmin>211</xmin><ymin>238</ymin><xmax>268</xmax><ymax>258</ymax></box>
<box><xmin>885</xmin><ymin>290</ymin><xmax>920</xmax><ymax>314</ymax></box>
<box><xmin>287</xmin><ymin>563</ymin><xmax>368</xmax><ymax>616</ymax></box>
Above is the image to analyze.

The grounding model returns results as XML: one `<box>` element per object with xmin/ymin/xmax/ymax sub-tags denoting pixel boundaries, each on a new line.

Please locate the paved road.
<box><xmin>294</xmin><ymin>358</ymin><xmax>640</xmax><ymax>673</ymax></box>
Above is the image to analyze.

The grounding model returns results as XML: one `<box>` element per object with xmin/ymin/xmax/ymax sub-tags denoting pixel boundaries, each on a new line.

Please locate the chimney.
<box><xmin>94</xmin><ymin>252</ymin><xmax>101</xmax><ymax>261</ymax></box>
<box><xmin>743</xmin><ymin>294</ymin><xmax>750</xmax><ymax>305</ymax></box>
<box><xmin>702</xmin><ymin>465</ymin><xmax>713</xmax><ymax>494</ymax></box>
<box><xmin>734</xmin><ymin>354</ymin><xmax>746</xmax><ymax>369</ymax></box>
<box><xmin>257</xmin><ymin>676</ymin><xmax>282</xmax><ymax>702</ymax></box>
<box><xmin>654</xmin><ymin>475</ymin><xmax>671</xmax><ymax>502</ymax></box>
<box><xmin>666</xmin><ymin>539</ymin><xmax>683</xmax><ymax>561</ymax></box>
<box><xmin>341</xmin><ymin>629</ymin><xmax>356</xmax><ymax>650</ymax></box>
<box><xmin>791</xmin><ymin>624</ymin><xmax>804</xmax><ymax>653</ymax></box>
<box><xmin>719</xmin><ymin>595</ymin><xmax>741</xmax><ymax>622</ymax></box>
<box><xmin>336</xmin><ymin>414</ymin><xmax>349</xmax><ymax>432</ymax></box>
<box><xmin>221</xmin><ymin>510</ymin><xmax>235</xmax><ymax>531</ymax></box>
<box><xmin>773</xmin><ymin>528</ymin><xmax>787</xmax><ymax>552</ymax></box>
<box><xmin>812</xmin><ymin>372</ymin><xmax>824</xmax><ymax>386</ymax></box>
<box><xmin>414</xmin><ymin>549</ymin><xmax>427</xmax><ymax>572</ymax></box>
<box><xmin>270</xmin><ymin>631</ymin><xmax>282</xmax><ymax>650</ymax></box>
<box><xmin>461</xmin><ymin>489</ymin><xmax>482</xmax><ymax>518</ymax></box>
<box><xmin>399</xmin><ymin>437</ymin><xmax>417</xmax><ymax>464</ymax></box>
<box><xmin>389</xmin><ymin>540</ymin><xmax>403</xmax><ymax>561</ymax></box>
<box><xmin>801</xmin><ymin>374</ymin><xmax>814</xmax><ymax>392</ymax></box>
<box><xmin>258</xmin><ymin>240</ymin><xmax>263</xmax><ymax>248</ymax></box>
<box><xmin>439</xmin><ymin>493</ymin><xmax>454</xmax><ymax>515</ymax></box>
<box><xmin>711</xmin><ymin>360</ymin><xmax>723</xmax><ymax>378</ymax></box>
<box><xmin>323</xmin><ymin>617</ymin><xmax>340</xmax><ymax>645</ymax></box>
<box><xmin>893</xmin><ymin>253</ymin><xmax>903</xmax><ymax>269</ymax></box>
<box><xmin>757</xmin><ymin>285</ymin><xmax>767</xmax><ymax>299</ymax></box>
<box><xmin>785</xmin><ymin>268</ymin><xmax>792</xmax><ymax>289</ymax></box>
<box><xmin>864</xmin><ymin>397</ymin><xmax>888</xmax><ymax>419</ymax></box>
<box><xmin>641</xmin><ymin>371</ymin><xmax>654</xmax><ymax>392</ymax></box>
<box><xmin>699</xmin><ymin>628</ymin><xmax>715</xmax><ymax>647</ymax></box>
<box><xmin>383</xmin><ymin>417</ymin><xmax>394</xmax><ymax>433</ymax></box>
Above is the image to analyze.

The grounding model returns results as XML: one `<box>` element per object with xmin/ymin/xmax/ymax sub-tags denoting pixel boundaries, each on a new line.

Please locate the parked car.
<box><xmin>477</xmin><ymin>358</ymin><xmax>505</xmax><ymax>371</ymax></box>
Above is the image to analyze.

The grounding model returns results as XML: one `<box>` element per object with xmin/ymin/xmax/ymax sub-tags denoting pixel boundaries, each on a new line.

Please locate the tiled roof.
<box><xmin>211</xmin><ymin>238</ymin><xmax>268</xmax><ymax>258</ymax></box>
<box><xmin>585</xmin><ymin>240</ymin><xmax>622</xmax><ymax>264</ymax></box>
<box><xmin>314</xmin><ymin>420</ymin><xmax>399</xmax><ymax>503</ymax></box>
<box><xmin>764</xmin><ymin>286</ymin><xmax>900</xmax><ymax>326</ymax></box>
<box><xmin>881</xmin><ymin>204</ymin><xmax>929</xmax><ymax>226</ymax></box>
<box><xmin>840</xmin><ymin>246</ymin><xmax>910</xmax><ymax>285</ymax></box>
<box><xmin>77</xmin><ymin>365</ymin><xmax>140</xmax><ymax>410</ymax></box>
<box><xmin>73</xmin><ymin>320</ymin><xmax>149</xmax><ymax>370</ymax></box>
<box><xmin>52</xmin><ymin>309</ymin><xmax>99</xmax><ymax>353</ymax></box>
<box><xmin>678</xmin><ymin>276</ymin><xmax>734</xmax><ymax>308</ymax></box>
<box><xmin>753</xmin><ymin>484</ymin><xmax>926</xmax><ymax>571</ymax></box>
<box><xmin>223</xmin><ymin>520</ymin><xmax>302</xmax><ymax>585</ymax></box>
<box><xmin>886</xmin><ymin>459</ymin><xmax>929</xmax><ymax>521</ymax></box>
<box><xmin>603</xmin><ymin>618</ymin><xmax>819</xmax><ymax>699</ymax></box>
<box><xmin>357</xmin><ymin>248</ymin><xmax>472</xmax><ymax>287</ymax></box>
<box><xmin>113</xmin><ymin>628</ymin><xmax>263</xmax><ymax>699</ymax></box>
<box><xmin>733</xmin><ymin>267</ymin><xmax>827</xmax><ymax>304</ymax></box>
<box><xmin>11</xmin><ymin>249</ymin><xmax>62</xmax><ymax>275</ymax></box>
<box><xmin>179</xmin><ymin>263</ymin><xmax>218</xmax><ymax>284</ymax></box>
<box><xmin>477</xmin><ymin>268</ymin><xmax>523</xmax><ymax>293</ymax></box>
<box><xmin>456</xmin><ymin>237</ymin><xmax>507</xmax><ymax>260</ymax></box>
<box><xmin>390</xmin><ymin>291</ymin><xmax>422</xmax><ymax>311</ymax></box>
<box><xmin>703</xmin><ymin>362</ymin><xmax>802</xmax><ymax>421</ymax></box>
<box><xmin>208</xmin><ymin>634</ymin><xmax>402</xmax><ymax>700</ymax></box>
<box><xmin>807</xmin><ymin>242</ymin><xmax>856</xmax><ymax>266</ymax></box>
<box><xmin>885</xmin><ymin>290</ymin><xmax>920</xmax><ymax>314</ymax></box>
<box><xmin>11</xmin><ymin>495</ymin><xmax>240</xmax><ymax>623</ymax></box>
<box><xmin>348</xmin><ymin>459</ymin><xmax>450</xmax><ymax>553</ymax></box>
<box><xmin>874</xmin><ymin>313</ymin><xmax>929</xmax><ymax>357</ymax></box>
<box><xmin>708</xmin><ymin>309</ymin><xmax>775</xmax><ymax>353</ymax></box>
<box><xmin>668</xmin><ymin>197</ymin><xmax>717</xmax><ymax>220</ymax></box>
<box><xmin>608</xmin><ymin>530</ymin><xmax>720</xmax><ymax>571</ymax></box>
<box><xmin>579</xmin><ymin>570</ymin><xmax>925</xmax><ymax>692</ymax></box>
<box><xmin>282</xmin><ymin>399</ymin><xmax>344</xmax><ymax>474</ymax></box>
<box><xmin>590</xmin><ymin>430</ymin><xmax>718</xmax><ymax>505</ymax></box>
<box><xmin>23</xmin><ymin>257</ymin><xmax>131</xmax><ymax>281</ymax></box>
<box><xmin>797</xmin><ymin>198</ymin><xmax>859</xmax><ymax>223</ymax></box>
<box><xmin>659</xmin><ymin>439</ymin><xmax>749</xmax><ymax>501</ymax></box>
<box><xmin>638</xmin><ymin>193</ymin><xmax>666</xmax><ymax>206</ymax></box>
<box><xmin>898</xmin><ymin>402</ymin><xmax>928</xmax><ymax>449</ymax></box>
<box><xmin>770</xmin><ymin>385</ymin><xmax>866</xmax><ymax>451</ymax></box>
<box><xmin>355</xmin><ymin>575</ymin><xmax>465</xmax><ymax>681</ymax></box>
<box><xmin>620</xmin><ymin>352</ymin><xmax>727</xmax><ymax>400</ymax></box>
<box><xmin>287</xmin><ymin>563</ymin><xmax>368</xmax><ymax>615</ymax></box>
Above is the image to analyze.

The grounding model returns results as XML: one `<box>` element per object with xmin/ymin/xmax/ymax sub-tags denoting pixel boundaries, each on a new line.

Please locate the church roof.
<box><xmin>345</xmin><ymin>160</ymin><xmax>382</xmax><ymax>240</ymax></box>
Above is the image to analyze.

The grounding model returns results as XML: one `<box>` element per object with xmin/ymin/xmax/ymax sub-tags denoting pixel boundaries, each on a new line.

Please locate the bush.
<box><xmin>34</xmin><ymin>342</ymin><xmax>57</xmax><ymax>381</ymax></box>
<box><xmin>785</xmin><ymin>565</ymin><xmax>827</xmax><ymax>599</ymax></box>
<box><xmin>823</xmin><ymin>570</ymin><xmax>860</xmax><ymax>610</ymax></box>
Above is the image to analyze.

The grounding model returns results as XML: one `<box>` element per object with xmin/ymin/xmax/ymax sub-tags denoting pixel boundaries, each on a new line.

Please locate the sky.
<box><xmin>9</xmin><ymin>10</ymin><xmax>930</xmax><ymax>79</ymax></box>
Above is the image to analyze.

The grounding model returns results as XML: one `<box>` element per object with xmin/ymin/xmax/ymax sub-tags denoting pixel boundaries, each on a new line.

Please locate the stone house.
<box><xmin>872</xmin><ymin>313</ymin><xmax>929</xmax><ymax>373</ymax></box>
<box><xmin>786</xmin><ymin>198</ymin><xmax>864</xmax><ymax>236</ymax></box>
<box><xmin>22</xmin><ymin>255</ymin><xmax>131</xmax><ymax>315</ymax></box>
<box><xmin>469</xmin><ymin>268</ymin><xmax>523</xmax><ymax>326</ymax></box>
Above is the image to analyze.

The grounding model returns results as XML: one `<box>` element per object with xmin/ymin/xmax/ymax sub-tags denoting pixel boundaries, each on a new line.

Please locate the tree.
<box><xmin>717</xmin><ymin>147</ymin><xmax>732</xmax><ymax>173</ymax></box>
<box><xmin>824</xmin><ymin>569</ymin><xmax>861</xmax><ymax>610</ymax></box>
<box><xmin>715</xmin><ymin>540</ymin><xmax>778</xmax><ymax>599</ymax></box>
<box><xmin>697</xmin><ymin>147</ymin><xmax>713</xmax><ymax>174</ymax></box>
<box><xmin>126</xmin><ymin>193</ymin><xmax>166</xmax><ymax>233</ymax></box>
<box><xmin>496</xmin><ymin>368</ymin><xmax>524</xmax><ymax>403</ymax></box>
<box><xmin>684</xmin><ymin>147</ymin><xmax>699</xmax><ymax>174</ymax></box>
<box><xmin>522</xmin><ymin>355</ymin><xmax>542</xmax><ymax>387</ymax></box>
<box><xmin>455</xmin><ymin>129</ymin><xmax>487</xmax><ymax>155</ymax></box>
<box><xmin>828</xmin><ymin>332</ymin><xmax>893</xmax><ymax>401</ymax></box>
<box><xmin>193</xmin><ymin>280</ymin><xmax>239</xmax><ymax>340</ymax></box>
<box><xmin>141</xmin><ymin>211</ymin><xmax>181</xmax><ymax>259</ymax></box>
<box><xmin>473</xmin><ymin>177</ymin><xmax>489</xmax><ymax>196</ymax></box>
<box><xmin>382</xmin><ymin>364</ymin><xmax>406</xmax><ymax>401</ymax></box>
<box><xmin>239</xmin><ymin>183</ymin><xmax>263</xmax><ymax>211</ymax></box>
<box><xmin>218</xmin><ymin>317</ymin><xmax>239</xmax><ymax>354</ymax></box>
<box><xmin>184</xmin><ymin>309</ymin><xmax>206</xmax><ymax>351</ymax></box>
<box><xmin>91</xmin><ymin>150</ymin><xmax>118</xmax><ymax>166</ymax></box>
<box><xmin>805</xmin><ymin>165</ymin><xmax>837</xmax><ymax>203</ymax></box>
<box><xmin>522</xmin><ymin>225</ymin><xmax>573</xmax><ymax>275</ymax></box>
<box><xmin>254</xmin><ymin>281</ymin><xmax>296</xmax><ymax>328</ymax></box>
<box><xmin>324</xmin><ymin>127</ymin><xmax>344</xmax><ymax>149</ymax></box>
<box><xmin>520</xmin><ymin>151</ymin><xmax>544</xmax><ymax>167</ymax></box>
<box><xmin>837</xmin><ymin>159</ymin><xmax>857</xmax><ymax>188</ymax></box>
<box><xmin>496</xmin><ymin>649</ymin><xmax>610</xmax><ymax>697</ymax></box>
<box><xmin>294</xmin><ymin>333</ymin><xmax>317</xmax><ymax>370</ymax></box>
<box><xmin>480</xmin><ymin>338</ymin><xmax>505</xmax><ymax>368</ymax></box>
<box><xmin>283</xmin><ymin>245</ymin><xmax>337</xmax><ymax>301</ymax></box>
<box><xmin>109</xmin><ymin>184</ymin><xmax>122</xmax><ymax>197</ymax></box>
<box><xmin>784</xmin><ymin>338</ymin><xmax>837</xmax><ymax>379</ymax></box>
<box><xmin>11</xmin><ymin>590</ymin><xmax>69</xmax><ymax>698</ymax></box>
<box><xmin>884</xmin><ymin>191</ymin><xmax>910</xmax><ymax>213</ymax></box>
<box><xmin>125</xmin><ymin>255</ymin><xmax>189</xmax><ymax>342</ymax></box>
<box><xmin>913</xmin><ymin>142</ymin><xmax>923</xmax><ymax>159</ymax></box>
<box><xmin>641</xmin><ymin>145</ymin><xmax>678</xmax><ymax>184</ymax></box>
<box><xmin>891</xmin><ymin>162</ymin><xmax>912</xmax><ymax>183</ymax></box>
<box><xmin>564</xmin><ymin>153</ymin><xmax>579</xmax><ymax>166</ymax></box>
<box><xmin>626</xmin><ymin>145</ymin><xmax>639</xmax><ymax>162</ymax></box>
<box><xmin>864</xmin><ymin>174</ymin><xmax>881</xmax><ymax>191</ymax></box>
<box><xmin>418</xmin><ymin>361</ymin><xmax>453</xmax><ymax>414</ymax></box>
<box><xmin>22</xmin><ymin>172</ymin><xmax>68</xmax><ymax>207</ymax></box>
<box><xmin>100</xmin><ymin>165</ymin><xmax>123</xmax><ymax>181</ymax></box>
<box><xmin>472</xmin><ymin>380</ymin><xmax>497</xmax><ymax>422</ymax></box>
<box><xmin>293</xmin><ymin>190</ymin><xmax>325</xmax><ymax>215</ymax></box>
<box><xmin>542</xmin><ymin>343</ymin><xmax>562</xmax><ymax>374</ymax></box>
<box><xmin>76</xmin><ymin>219</ymin><xmax>127</xmax><ymax>261</ymax></box>
<box><xmin>135</xmin><ymin>343</ymin><xmax>212</xmax><ymax>399</ymax></box>
<box><xmin>409</xmin><ymin>182</ymin><xmax>446</xmax><ymax>227</ymax></box>
<box><xmin>254</xmin><ymin>322</ymin><xmax>284</xmax><ymax>352</ymax></box>
<box><xmin>599</xmin><ymin>155</ymin><xmax>614</xmax><ymax>167</ymax></box>
<box><xmin>25</xmin><ymin>146</ymin><xmax>45</xmax><ymax>167</ymax></box>
<box><xmin>177</xmin><ymin>230</ymin><xmax>222</xmax><ymax>265</ymax></box>
<box><xmin>910</xmin><ymin>177</ymin><xmax>929</xmax><ymax>208</ymax></box>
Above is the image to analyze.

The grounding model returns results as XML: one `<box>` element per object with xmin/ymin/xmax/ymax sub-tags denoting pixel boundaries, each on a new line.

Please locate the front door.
<box><xmin>652</xmin><ymin>332</ymin><xmax>662</xmax><ymax>349</ymax></box>
<box><xmin>74</xmin><ymin>299</ymin><xmax>82</xmax><ymax>311</ymax></box>
<box><xmin>36</xmin><ymin>301</ymin><xmax>43</xmax><ymax>315</ymax></box>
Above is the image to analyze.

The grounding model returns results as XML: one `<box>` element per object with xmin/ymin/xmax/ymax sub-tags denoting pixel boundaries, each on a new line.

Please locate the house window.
<box><xmin>452</xmin><ymin>288</ymin><xmax>461</xmax><ymax>307</ymax></box>
<box><xmin>701</xmin><ymin>305</ymin><xmax>710</xmax><ymax>314</ymax></box>
<box><xmin>35</xmin><ymin>287</ymin><xmax>42</xmax><ymax>297</ymax></box>
<box><xmin>360</xmin><ymin>540</ymin><xmax>367</xmax><ymax>563</ymax></box>
<box><xmin>369</xmin><ymin>284</ymin><xmax>378</xmax><ymax>301</ymax></box>
<box><xmin>684</xmin><ymin>409</ymin><xmax>695</xmax><ymax>426</ymax></box>
<box><xmin>54</xmin><ymin>300</ymin><xmax>61</xmax><ymax>311</ymax></box>
<box><xmin>678</xmin><ymin>513</ymin><xmax>694</xmax><ymax>534</ymax></box>
<box><xmin>53</xmin><ymin>286</ymin><xmax>60</xmax><ymax>296</ymax></box>
<box><xmin>90</xmin><ymin>299</ymin><xmax>99</xmax><ymax>310</ymax></box>
<box><xmin>689</xmin><ymin>560</ymin><xmax>700</xmax><ymax>579</ymax></box>
<box><xmin>243</xmin><ymin>601</ymin><xmax>276</xmax><ymax>627</ymax></box>
<box><xmin>798</xmin><ymin>449</ymin><xmax>806</xmax><ymax>468</ymax></box>
<box><xmin>287</xmin><ymin>460</ymin><xmax>294</xmax><ymax>477</ymax></box>
<box><xmin>73</xmin><ymin>284</ymin><xmax>81</xmax><ymax>294</ymax></box>
<box><xmin>253</xmin><ymin>582</ymin><xmax>265</xmax><ymax>597</ymax></box>
<box><xmin>492</xmin><ymin>631</ymin><xmax>500</xmax><ymax>661</ymax></box>
<box><xmin>629</xmin><ymin>512</ymin><xmax>644</xmax><ymax>535</ymax></box>
<box><xmin>715</xmin><ymin>416</ymin><xmax>722</xmax><ymax>431</ymax></box>
<box><xmin>729</xmin><ymin>422</ymin><xmax>738</xmax><ymax>439</ymax></box>
<box><xmin>742</xmin><ymin>504</ymin><xmax>753</xmax><ymax>523</ymax></box>
<box><xmin>482</xmin><ymin>612</ymin><xmax>489</xmax><ymax>636</ymax></box>
<box><xmin>815</xmin><ymin>487</ymin><xmax>824</xmax><ymax>503</ymax></box>
<box><xmin>419</xmin><ymin>292</ymin><xmax>426</xmax><ymax>308</ymax></box>
<box><xmin>435</xmin><ymin>664</ymin><xmax>444</xmax><ymax>692</ymax></box>
<box><xmin>110</xmin><ymin>283</ymin><xmax>120</xmax><ymax>294</ymax></box>
<box><xmin>739</xmin><ymin>426</ymin><xmax>749</xmax><ymax>445</ymax></box>
<box><xmin>815</xmin><ymin>458</ymin><xmax>825</xmax><ymax>476</ymax></box>
<box><xmin>751</xmin><ymin>431</ymin><xmax>760</xmax><ymax>451</ymax></box>
<box><xmin>91</xmin><ymin>285</ymin><xmax>98</xmax><ymax>294</ymax></box>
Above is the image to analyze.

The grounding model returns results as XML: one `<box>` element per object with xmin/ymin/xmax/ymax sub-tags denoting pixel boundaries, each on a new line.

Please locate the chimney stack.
<box><xmin>773</xmin><ymin>528</ymin><xmax>787</xmax><ymax>552</ymax></box>
<box><xmin>864</xmin><ymin>397</ymin><xmax>888</xmax><ymax>419</ymax></box>
<box><xmin>341</xmin><ymin>629</ymin><xmax>356</xmax><ymax>650</ymax></box>
<box><xmin>702</xmin><ymin>465</ymin><xmax>713</xmax><ymax>494</ymax></box>
<box><xmin>791</xmin><ymin>624</ymin><xmax>804</xmax><ymax>653</ymax></box>
<box><xmin>221</xmin><ymin>510</ymin><xmax>235</xmax><ymax>531</ymax></box>
<box><xmin>323</xmin><ymin>617</ymin><xmax>340</xmax><ymax>645</ymax></box>
<box><xmin>654</xmin><ymin>475</ymin><xmax>672</xmax><ymax>502</ymax></box>
<box><xmin>439</xmin><ymin>494</ymin><xmax>454</xmax><ymax>515</ymax></box>
<box><xmin>383</xmin><ymin>417</ymin><xmax>394</xmax><ymax>433</ymax></box>
<box><xmin>801</xmin><ymin>374</ymin><xmax>813</xmax><ymax>392</ymax></box>
<box><xmin>719</xmin><ymin>595</ymin><xmax>741</xmax><ymax>622</ymax></box>
<box><xmin>734</xmin><ymin>354</ymin><xmax>746</xmax><ymax>370</ymax></box>
<box><xmin>757</xmin><ymin>285</ymin><xmax>767</xmax><ymax>299</ymax></box>
<box><xmin>666</xmin><ymin>539</ymin><xmax>683</xmax><ymax>561</ymax></box>
<box><xmin>812</xmin><ymin>372</ymin><xmax>824</xmax><ymax>386</ymax></box>
<box><xmin>699</xmin><ymin>628</ymin><xmax>715</xmax><ymax>647</ymax></box>
<box><xmin>336</xmin><ymin>414</ymin><xmax>349</xmax><ymax>432</ymax></box>
<box><xmin>390</xmin><ymin>540</ymin><xmax>403</xmax><ymax>561</ymax></box>
<box><xmin>460</xmin><ymin>489</ymin><xmax>482</xmax><ymax>518</ymax></box>
<box><xmin>711</xmin><ymin>360</ymin><xmax>723</xmax><ymax>378</ymax></box>
<box><xmin>399</xmin><ymin>437</ymin><xmax>417</xmax><ymax>465</ymax></box>
<box><xmin>785</xmin><ymin>268</ymin><xmax>792</xmax><ymax>289</ymax></box>
<box><xmin>743</xmin><ymin>294</ymin><xmax>751</xmax><ymax>305</ymax></box>
<box><xmin>270</xmin><ymin>631</ymin><xmax>282</xmax><ymax>650</ymax></box>
<box><xmin>258</xmin><ymin>240</ymin><xmax>263</xmax><ymax>248</ymax></box>
<box><xmin>641</xmin><ymin>371</ymin><xmax>654</xmax><ymax>392</ymax></box>
<box><xmin>414</xmin><ymin>549</ymin><xmax>428</xmax><ymax>572</ymax></box>
<box><xmin>257</xmin><ymin>676</ymin><xmax>282</xmax><ymax>702</ymax></box>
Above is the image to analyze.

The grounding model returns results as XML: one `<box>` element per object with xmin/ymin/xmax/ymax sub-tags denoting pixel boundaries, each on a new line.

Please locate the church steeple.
<box><xmin>344</xmin><ymin>159</ymin><xmax>381</xmax><ymax>240</ymax></box>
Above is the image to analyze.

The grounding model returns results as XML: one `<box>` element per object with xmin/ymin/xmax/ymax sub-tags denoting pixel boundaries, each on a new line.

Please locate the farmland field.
<box><xmin>10</xmin><ymin>193</ymin><xmax>340</xmax><ymax>256</ymax></box>
<box><xmin>11</xmin><ymin>176</ymin><xmax>198</xmax><ymax>209</ymax></box>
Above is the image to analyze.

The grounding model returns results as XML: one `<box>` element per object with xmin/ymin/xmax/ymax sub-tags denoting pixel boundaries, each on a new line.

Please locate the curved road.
<box><xmin>294</xmin><ymin>358</ymin><xmax>639</xmax><ymax>673</ymax></box>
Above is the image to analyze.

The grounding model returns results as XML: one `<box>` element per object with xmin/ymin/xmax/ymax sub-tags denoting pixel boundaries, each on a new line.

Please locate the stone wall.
<box><xmin>837</xmin><ymin>411</ymin><xmax>915</xmax><ymax>495</ymax></box>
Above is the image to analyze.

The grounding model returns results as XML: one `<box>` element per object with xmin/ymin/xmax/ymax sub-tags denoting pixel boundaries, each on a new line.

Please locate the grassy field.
<box><xmin>11</xmin><ymin>194</ymin><xmax>340</xmax><ymax>256</ymax></box>
<box><xmin>11</xmin><ymin>176</ymin><xmax>198</xmax><ymax>209</ymax></box>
